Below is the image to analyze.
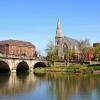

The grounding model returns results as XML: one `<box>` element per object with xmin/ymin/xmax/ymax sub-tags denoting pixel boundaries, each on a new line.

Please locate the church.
<box><xmin>55</xmin><ymin>18</ymin><xmax>79</xmax><ymax>59</ymax></box>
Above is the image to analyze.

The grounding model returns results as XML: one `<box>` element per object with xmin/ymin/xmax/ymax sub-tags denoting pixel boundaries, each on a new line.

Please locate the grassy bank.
<box><xmin>34</xmin><ymin>64</ymin><xmax>100</xmax><ymax>74</ymax></box>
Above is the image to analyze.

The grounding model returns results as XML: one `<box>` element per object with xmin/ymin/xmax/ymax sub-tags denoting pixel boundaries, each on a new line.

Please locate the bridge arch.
<box><xmin>34</xmin><ymin>62</ymin><xmax>47</xmax><ymax>69</ymax></box>
<box><xmin>16</xmin><ymin>61</ymin><xmax>29</xmax><ymax>73</ymax></box>
<box><xmin>0</xmin><ymin>60</ymin><xmax>10</xmax><ymax>73</ymax></box>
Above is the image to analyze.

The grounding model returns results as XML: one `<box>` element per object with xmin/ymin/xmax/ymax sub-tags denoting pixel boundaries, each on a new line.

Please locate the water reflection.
<box><xmin>0</xmin><ymin>73</ymin><xmax>38</xmax><ymax>96</ymax></box>
<box><xmin>0</xmin><ymin>72</ymin><xmax>100</xmax><ymax>100</ymax></box>
<box><xmin>47</xmin><ymin>73</ymin><xmax>100</xmax><ymax>100</ymax></box>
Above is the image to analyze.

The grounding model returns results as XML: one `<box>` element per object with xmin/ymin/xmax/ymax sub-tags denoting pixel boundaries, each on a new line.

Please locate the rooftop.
<box><xmin>0</xmin><ymin>39</ymin><xmax>35</xmax><ymax>48</ymax></box>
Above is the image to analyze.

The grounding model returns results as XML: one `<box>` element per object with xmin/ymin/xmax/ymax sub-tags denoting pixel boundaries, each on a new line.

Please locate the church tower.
<box><xmin>55</xmin><ymin>18</ymin><xmax>64</xmax><ymax>59</ymax></box>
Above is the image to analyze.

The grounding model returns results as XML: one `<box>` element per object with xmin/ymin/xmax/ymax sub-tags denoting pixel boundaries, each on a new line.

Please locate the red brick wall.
<box><xmin>5</xmin><ymin>45</ymin><xmax>9</xmax><ymax>55</ymax></box>
<box><xmin>8</xmin><ymin>45</ymin><xmax>36</xmax><ymax>57</ymax></box>
<box><xmin>0</xmin><ymin>45</ymin><xmax>5</xmax><ymax>54</ymax></box>
<box><xmin>0</xmin><ymin>45</ymin><xmax>9</xmax><ymax>55</ymax></box>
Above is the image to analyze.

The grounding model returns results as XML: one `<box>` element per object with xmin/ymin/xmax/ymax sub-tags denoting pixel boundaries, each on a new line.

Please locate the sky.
<box><xmin>0</xmin><ymin>0</ymin><xmax>100</xmax><ymax>55</ymax></box>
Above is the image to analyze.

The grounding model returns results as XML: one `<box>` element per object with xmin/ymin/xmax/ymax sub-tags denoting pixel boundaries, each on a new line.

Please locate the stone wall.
<box><xmin>54</xmin><ymin>61</ymin><xmax>66</xmax><ymax>66</ymax></box>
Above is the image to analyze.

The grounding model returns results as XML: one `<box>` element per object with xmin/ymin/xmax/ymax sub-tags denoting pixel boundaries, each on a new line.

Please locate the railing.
<box><xmin>89</xmin><ymin>61</ymin><xmax>100</xmax><ymax>65</ymax></box>
<box><xmin>0</xmin><ymin>54</ymin><xmax>47</xmax><ymax>62</ymax></box>
<box><xmin>0</xmin><ymin>53</ymin><xmax>37</xmax><ymax>60</ymax></box>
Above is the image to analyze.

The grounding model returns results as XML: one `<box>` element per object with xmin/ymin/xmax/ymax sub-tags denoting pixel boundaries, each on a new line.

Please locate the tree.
<box><xmin>64</xmin><ymin>48</ymin><xmax>74</xmax><ymax>61</ymax></box>
<box><xmin>95</xmin><ymin>44</ymin><xmax>100</xmax><ymax>61</ymax></box>
<box><xmin>87</xmin><ymin>47</ymin><xmax>95</xmax><ymax>61</ymax></box>
<box><xmin>78</xmin><ymin>39</ymin><xmax>91</xmax><ymax>62</ymax></box>
<box><xmin>45</xmin><ymin>41</ymin><xmax>59</xmax><ymax>65</ymax></box>
<box><xmin>78</xmin><ymin>39</ymin><xmax>90</xmax><ymax>51</ymax></box>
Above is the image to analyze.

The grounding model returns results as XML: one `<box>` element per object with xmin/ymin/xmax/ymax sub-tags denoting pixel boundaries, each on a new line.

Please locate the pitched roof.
<box><xmin>63</xmin><ymin>36</ymin><xmax>79</xmax><ymax>47</ymax></box>
<box><xmin>0</xmin><ymin>39</ymin><xmax>35</xmax><ymax>48</ymax></box>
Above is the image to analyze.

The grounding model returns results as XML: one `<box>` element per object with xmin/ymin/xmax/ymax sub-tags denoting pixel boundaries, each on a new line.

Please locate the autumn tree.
<box><xmin>87</xmin><ymin>47</ymin><xmax>95</xmax><ymax>61</ymax></box>
<box><xmin>78</xmin><ymin>39</ymin><xmax>91</xmax><ymax>62</ymax></box>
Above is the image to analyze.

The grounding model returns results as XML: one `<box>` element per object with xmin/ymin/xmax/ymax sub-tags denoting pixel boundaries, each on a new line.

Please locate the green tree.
<box><xmin>45</xmin><ymin>41</ymin><xmax>59</xmax><ymax>65</ymax></box>
<box><xmin>64</xmin><ymin>48</ymin><xmax>74</xmax><ymax>61</ymax></box>
<box><xmin>95</xmin><ymin>44</ymin><xmax>100</xmax><ymax>61</ymax></box>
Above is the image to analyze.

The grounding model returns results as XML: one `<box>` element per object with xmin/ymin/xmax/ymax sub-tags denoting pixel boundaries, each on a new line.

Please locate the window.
<box><xmin>63</xmin><ymin>43</ymin><xmax>68</xmax><ymax>52</ymax></box>
<box><xmin>57</xmin><ymin>40</ymin><xmax>59</xmax><ymax>45</ymax></box>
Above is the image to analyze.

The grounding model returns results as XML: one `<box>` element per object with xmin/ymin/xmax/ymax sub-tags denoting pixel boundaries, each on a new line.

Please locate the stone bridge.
<box><xmin>0</xmin><ymin>55</ymin><xmax>48</xmax><ymax>73</ymax></box>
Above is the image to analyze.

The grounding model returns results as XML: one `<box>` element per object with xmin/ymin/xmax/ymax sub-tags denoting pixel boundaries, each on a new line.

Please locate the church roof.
<box><xmin>0</xmin><ymin>39</ymin><xmax>35</xmax><ymax>48</ymax></box>
<box><xmin>63</xmin><ymin>36</ymin><xmax>79</xmax><ymax>48</ymax></box>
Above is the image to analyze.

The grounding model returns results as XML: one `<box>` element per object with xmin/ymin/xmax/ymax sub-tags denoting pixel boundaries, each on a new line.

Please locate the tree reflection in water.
<box><xmin>46</xmin><ymin>73</ymin><xmax>100</xmax><ymax>100</ymax></box>
<box><xmin>0</xmin><ymin>72</ymin><xmax>100</xmax><ymax>100</ymax></box>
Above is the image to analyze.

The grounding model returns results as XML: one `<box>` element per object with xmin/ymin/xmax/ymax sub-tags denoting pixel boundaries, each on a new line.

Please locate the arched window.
<box><xmin>63</xmin><ymin>43</ymin><xmax>68</xmax><ymax>53</ymax></box>
<box><xmin>57</xmin><ymin>40</ymin><xmax>59</xmax><ymax>45</ymax></box>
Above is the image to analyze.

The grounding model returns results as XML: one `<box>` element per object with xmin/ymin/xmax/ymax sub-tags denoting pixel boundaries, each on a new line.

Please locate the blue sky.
<box><xmin>0</xmin><ymin>0</ymin><xmax>100</xmax><ymax>55</ymax></box>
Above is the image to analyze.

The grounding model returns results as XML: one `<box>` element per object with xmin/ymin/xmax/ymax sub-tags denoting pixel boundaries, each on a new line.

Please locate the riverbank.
<box><xmin>34</xmin><ymin>64</ymin><xmax>100</xmax><ymax>74</ymax></box>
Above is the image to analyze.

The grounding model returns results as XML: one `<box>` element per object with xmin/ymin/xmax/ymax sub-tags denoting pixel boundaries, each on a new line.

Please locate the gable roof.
<box><xmin>63</xmin><ymin>36</ymin><xmax>79</xmax><ymax>47</ymax></box>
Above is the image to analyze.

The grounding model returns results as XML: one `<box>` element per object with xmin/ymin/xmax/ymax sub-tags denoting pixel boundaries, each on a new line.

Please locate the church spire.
<box><xmin>55</xmin><ymin>18</ymin><xmax>64</xmax><ymax>59</ymax></box>
<box><xmin>56</xmin><ymin>17</ymin><xmax>63</xmax><ymax>38</ymax></box>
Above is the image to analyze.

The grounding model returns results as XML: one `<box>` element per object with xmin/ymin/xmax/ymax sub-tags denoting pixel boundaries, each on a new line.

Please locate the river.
<box><xmin>0</xmin><ymin>72</ymin><xmax>100</xmax><ymax>100</ymax></box>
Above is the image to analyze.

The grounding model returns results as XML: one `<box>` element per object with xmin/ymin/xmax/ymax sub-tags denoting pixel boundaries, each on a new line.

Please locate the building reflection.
<box><xmin>0</xmin><ymin>73</ymin><xmax>39</xmax><ymax>96</ymax></box>
<box><xmin>0</xmin><ymin>72</ymin><xmax>100</xmax><ymax>100</ymax></box>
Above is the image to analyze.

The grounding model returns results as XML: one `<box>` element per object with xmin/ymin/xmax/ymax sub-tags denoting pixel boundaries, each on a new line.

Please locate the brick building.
<box><xmin>93</xmin><ymin>43</ymin><xmax>100</xmax><ymax>47</ymax></box>
<box><xmin>0</xmin><ymin>40</ymin><xmax>36</xmax><ymax>57</ymax></box>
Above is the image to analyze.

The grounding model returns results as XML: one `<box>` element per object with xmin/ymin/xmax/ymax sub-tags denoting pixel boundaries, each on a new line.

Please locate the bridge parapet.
<box><xmin>0</xmin><ymin>55</ymin><xmax>49</xmax><ymax>73</ymax></box>
<box><xmin>0</xmin><ymin>54</ymin><xmax>37</xmax><ymax>60</ymax></box>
